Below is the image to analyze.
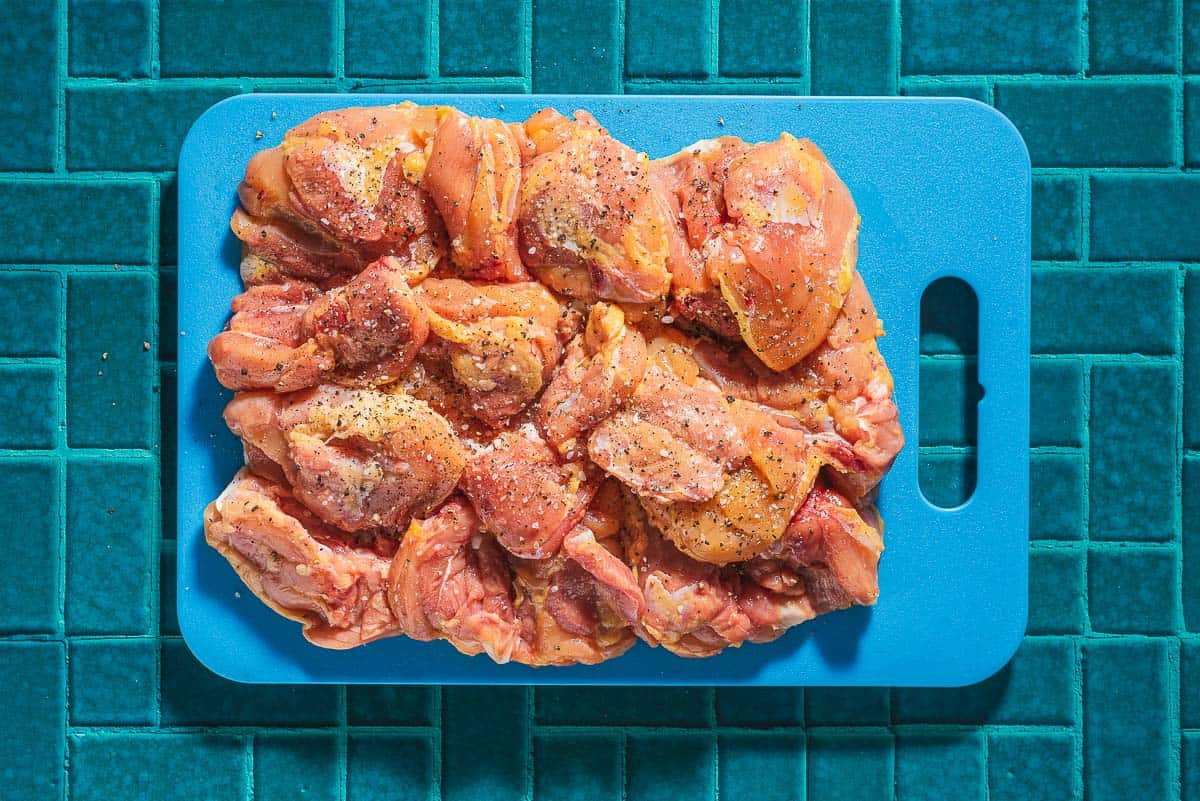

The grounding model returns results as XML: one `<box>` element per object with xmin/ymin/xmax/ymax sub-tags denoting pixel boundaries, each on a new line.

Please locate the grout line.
<box><xmin>432</xmin><ymin>686</ymin><xmax>444</xmax><ymax>801</ymax></box>
<box><xmin>149</xmin><ymin>0</ymin><xmax>160</xmax><ymax>79</ymax></box>
<box><xmin>334</xmin><ymin>0</ymin><xmax>346</xmax><ymax>86</ymax></box>
<box><xmin>337</xmin><ymin>684</ymin><xmax>348</xmax><ymax>801</ymax></box>
<box><xmin>55</xmin><ymin>0</ymin><xmax>67</xmax><ymax>175</ymax></box>
<box><xmin>708</xmin><ymin>0</ymin><xmax>719</xmax><ymax>79</ymax></box>
<box><xmin>429</xmin><ymin>0</ymin><xmax>440</xmax><ymax>79</ymax></box>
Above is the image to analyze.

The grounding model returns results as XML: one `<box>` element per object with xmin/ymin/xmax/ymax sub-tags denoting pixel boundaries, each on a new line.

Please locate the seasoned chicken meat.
<box><xmin>204</xmin><ymin>103</ymin><xmax>903</xmax><ymax>665</ymax></box>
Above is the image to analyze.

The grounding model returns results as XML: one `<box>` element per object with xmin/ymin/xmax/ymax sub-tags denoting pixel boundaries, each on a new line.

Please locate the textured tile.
<box><xmin>70</xmin><ymin>733</ymin><xmax>244</xmax><ymax>801</ymax></box>
<box><xmin>1091</xmin><ymin>175</ymin><xmax>1200</xmax><ymax>261</ymax></box>
<box><xmin>0</xmin><ymin>365</ymin><xmax>57</xmax><ymax>448</ymax></box>
<box><xmin>66</xmin><ymin>459</ymin><xmax>154</xmax><ymax>634</ymax></box>
<box><xmin>1089</xmin><ymin>0</ymin><xmax>1177</xmax><ymax>73</ymax></box>
<box><xmin>627</xmin><ymin>732</ymin><xmax>715</xmax><ymax>801</ymax></box>
<box><xmin>348</xmin><ymin>733</ymin><xmax>434</xmax><ymax>801</ymax></box>
<box><xmin>0</xmin><ymin>642</ymin><xmax>64</xmax><ymax>800</ymax></box>
<box><xmin>919</xmin><ymin>356</ymin><xmax>979</xmax><ymax>445</ymax></box>
<box><xmin>1182</xmin><ymin>640</ymin><xmax>1200</xmax><ymax>727</ymax></box>
<box><xmin>537</xmin><ymin>687</ymin><xmax>711</xmax><ymax>726</ymax></box>
<box><xmin>70</xmin><ymin>639</ymin><xmax>157</xmax><ymax>725</ymax></box>
<box><xmin>69</xmin><ymin>0</ymin><xmax>150</xmax><ymax>78</ymax></box>
<box><xmin>161</xmin><ymin>0</ymin><xmax>335</xmax><ymax>76</ymax></box>
<box><xmin>0</xmin><ymin>271</ymin><xmax>61</xmax><ymax>356</ymax></box>
<box><xmin>994</xmin><ymin>81</ymin><xmax>1175</xmax><ymax>167</ymax></box>
<box><xmin>1090</xmin><ymin>362</ymin><xmax>1178</xmax><ymax>541</ymax></box>
<box><xmin>626</xmin><ymin>0</ymin><xmax>711</xmax><ymax>78</ymax></box>
<box><xmin>255</xmin><ymin>733</ymin><xmax>340</xmax><ymax>801</ymax></box>
<box><xmin>1028</xmin><ymin>548</ymin><xmax>1086</xmax><ymax>633</ymax></box>
<box><xmin>806</xmin><ymin>687</ymin><xmax>890</xmax><ymax>725</ymax></box>
<box><xmin>1032</xmin><ymin>267</ymin><xmax>1178</xmax><ymax>355</ymax></box>
<box><xmin>1032</xmin><ymin>175</ymin><xmax>1082</xmax><ymax>261</ymax></box>
<box><xmin>532</xmin><ymin>0</ymin><xmax>620</xmax><ymax>92</ymax></box>
<box><xmin>66</xmin><ymin>272</ymin><xmax>156</xmax><ymax>448</ymax></box>
<box><xmin>347</xmin><ymin>686</ymin><xmax>435</xmax><ymax>726</ymax></box>
<box><xmin>68</xmin><ymin>84</ymin><xmax>241</xmax><ymax>171</ymax></box>
<box><xmin>534</xmin><ymin>732</ymin><xmax>623</xmax><ymax>801</ymax></box>
<box><xmin>719</xmin><ymin>0</ymin><xmax>806</xmax><ymax>77</ymax></box>
<box><xmin>716</xmin><ymin>687</ymin><xmax>803</xmax><ymax>726</ymax></box>
<box><xmin>919</xmin><ymin>449</ymin><xmax>976</xmax><ymax>509</ymax></box>
<box><xmin>1190</xmin><ymin>0</ymin><xmax>1200</xmax><ymax>72</ymax></box>
<box><xmin>900</xmin><ymin>78</ymin><xmax>990</xmax><ymax>101</ymax></box>
<box><xmin>1030</xmin><ymin>452</ymin><xmax>1085</xmax><ymax>541</ymax></box>
<box><xmin>0</xmin><ymin>459</ymin><xmax>60</xmax><ymax>633</ymax></box>
<box><xmin>443</xmin><ymin>687</ymin><xmax>527</xmax><ymax>801</ymax></box>
<box><xmin>806</xmin><ymin>731</ymin><xmax>893</xmax><ymax>801</ymax></box>
<box><xmin>901</xmin><ymin>0</ymin><xmax>1079</xmax><ymax>74</ymax></box>
<box><xmin>988</xmin><ymin>732</ymin><xmax>1078</xmax><ymax>801</ymax></box>
<box><xmin>0</xmin><ymin>181</ymin><xmax>154</xmax><ymax>263</ymax></box>
<box><xmin>1188</xmin><ymin>456</ymin><xmax>1200</xmax><ymax>630</ymax></box>
<box><xmin>1189</xmin><ymin>81</ymin><xmax>1200</xmax><ymax>168</ymax></box>
<box><xmin>1089</xmin><ymin>546</ymin><xmax>1180</xmax><ymax>634</ymax></box>
<box><xmin>0</xmin><ymin>5</ymin><xmax>56</xmax><ymax>168</ymax></box>
<box><xmin>1083</xmin><ymin>639</ymin><xmax>1171</xmax><ymax>801</ymax></box>
<box><xmin>160</xmin><ymin>639</ymin><xmax>339</xmax><ymax>725</ymax></box>
<box><xmin>345</xmin><ymin>0</ymin><xmax>430</xmax><ymax>78</ymax></box>
<box><xmin>440</xmin><ymin>0</ymin><xmax>525</xmax><ymax>77</ymax></box>
<box><xmin>893</xmin><ymin>638</ymin><xmax>1076</xmax><ymax>725</ymax></box>
<box><xmin>719</xmin><ymin>732</ymin><xmax>804</xmax><ymax>801</ymax></box>
<box><xmin>811</xmin><ymin>0</ymin><xmax>897</xmax><ymax>94</ymax></box>
<box><xmin>1189</xmin><ymin>267</ymin><xmax>1200</xmax><ymax>447</ymax></box>
<box><xmin>895</xmin><ymin>731</ymin><xmax>985</xmax><ymax>801</ymax></box>
<box><xmin>920</xmin><ymin>276</ymin><xmax>978</xmax><ymax>355</ymax></box>
<box><xmin>1030</xmin><ymin>359</ymin><xmax>1084</xmax><ymax>446</ymax></box>
<box><xmin>1186</xmin><ymin>732</ymin><xmax>1200</xmax><ymax>801</ymax></box>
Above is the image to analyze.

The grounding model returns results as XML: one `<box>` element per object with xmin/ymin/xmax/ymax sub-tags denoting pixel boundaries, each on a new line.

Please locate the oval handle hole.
<box><xmin>918</xmin><ymin>277</ymin><xmax>982</xmax><ymax>509</ymax></box>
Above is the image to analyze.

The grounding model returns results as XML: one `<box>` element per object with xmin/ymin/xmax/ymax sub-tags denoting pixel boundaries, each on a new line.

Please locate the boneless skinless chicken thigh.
<box><xmin>204</xmin><ymin>102</ymin><xmax>904</xmax><ymax>664</ymax></box>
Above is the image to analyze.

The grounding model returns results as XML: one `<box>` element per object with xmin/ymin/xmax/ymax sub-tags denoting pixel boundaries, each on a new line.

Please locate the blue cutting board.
<box><xmin>177</xmin><ymin>94</ymin><xmax>1030</xmax><ymax>686</ymax></box>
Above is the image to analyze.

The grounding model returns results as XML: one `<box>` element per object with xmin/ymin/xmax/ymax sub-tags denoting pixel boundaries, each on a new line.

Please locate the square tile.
<box><xmin>160</xmin><ymin>0</ymin><xmax>335</xmax><ymax>76</ymax></box>
<box><xmin>347</xmin><ymin>733</ymin><xmax>434</xmax><ymax>801</ymax></box>
<box><xmin>1030</xmin><ymin>359</ymin><xmax>1084</xmax><ymax>446</ymax></box>
<box><xmin>901</xmin><ymin>0</ymin><xmax>1080</xmax><ymax>74</ymax></box>
<box><xmin>345</xmin><ymin>0</ymin><xmax>430</xmax><ymax>78</ymax></box>
<box><xmin>919</xmin><ymin>449</ymin><xmax>976</xmax><ymax>509</ymax></box>
<box><xmin>70</xmin><ymin>639</ymin><xmax>157</xmax><ymax>726</ymax></box>
<box><xmin>626</xmin><ymin>0</ymin><xmax>711</xmax><ymax>79</ymax></box>
<box><xmin>66</xmin><ymin>272</ymin><xmax>156</xmax><ymax>448</ymax></box>
<box><xmin>1187</xmin><ymin>456</ymin><xmax>1200</xmax><ymax>630</ymax></box>
<box><xmin>895</xmin><ymin>731</ymin><xmax>985</xmax><ymax>801</ymax></box>
<box><xmin>806</xmin><ymin>687</ymin><xmax>890</xmax><ymax>725</ymax></box>
<box><xmin>716</xmin><ymin>687</ymin><xmax>803</xmax><ymax>726</ymax></box>
<box><xmin>1032</xmin><ymin>175</ymin><xmax>1082</xmax><ymax>261</ymax></box>
<box><xmin>255</xmin><ymin>733</ymin><xmax>340</xmax><ymax>801</ymax></box>
<box><xmin>537</xmin><ymin>687</ymin><xmax>711</xmax><ymax>726</ymax></box>
<box><xmin>1089</xmin><ymin>546</ymin><xmax>1180</xmax><ymax>634</ymax></box>
<box><xmin>347</xmin><ymin>686</ymin><xmax>435</xmax><ymax>725</ymax></box>
<box><xmin>0</xmin><ymin>181</ymin><xmax>154</xmax><ymax>263</ymax></box>
<box><xmin>811</xmin><ymin>0</ymin><xmax>897</xmax><ymax>94</ymax></box>
<box><xmin>439</xmin><ymin>0</ymin><xmax>525</xmax><ymax>77</ymax></box>
<box><xmin>0</xmin><ymin>459</ymin><xmax>60</xmax><ymax>633</ymax></box>
<box><xmin>1185</xmin><ymin>732</ymin><xmax>1200</xmax><ymax>801</ymax></box>
<box><xmin>627</xmin><ymin>732</ymin><xmax>715</xmax><ymax>801</ymax></box>
<box><xmin>1028</xmin><ymin>547</ymin><xmax>1086</xmax><ymax>634</ymax></box>
<box><xmin>534</xmin><ymin>732</ymin><xmax>623</xmax><ymax>801</ymax></box>
<box><xmin>70</xmin><ymin>733</ymin><xmax>244</xmax><ymax>801</ymax></box>
<box><xmin>994</xmin><ymin>81</ymin><xmax>1175</xmax><ymax>167</ymax></box>
<box><xmin>901</xmin><ymin>78</ymin><xmax>990</xmax><ymax>101</ymax></box>
<box><xmin>0</xmin><ymin>6</ymin><xmax>56</xmax><ymax>168</ymax></box>
<box><xmin>719</xmin><ymin>731</ymin><xmax>804</xmax><ymax>801</ymax></box>
<box><xmin>1033</xmin><ymin>268</ymin><xmax>1179</xmax><ymax>355</ymax></box>
<box><xmin>532</xmin><ymin>0</ymin><xmax>620</xmax><ymax>92</ymax></box>
<box><xmin>0</xmin><ymin>365</ymin><xmax>57</xmax><ymax>448</ymax></box>
<box><xmin>719</xmin><ymin>0</ymin><xmax>806</xmax><ymax>77</ymax></box>
<box><xmin>1090</xmin><ymin>362</ymin><xmax>1178</xmax><ymax>541</ymax></box>
<box><xmin>0</xmin><ymin>271</ymin><xmax>61</xmax><ymax>356</ymax></box>
<box><xmin>1030</xmin><ymin>452</ymin><xmax>1086</xmax><ymax>541</ymax></box>
<box><xmin>1091</xmin><ymin>175</ymin><xmax>1200</xmax><ymax>261</ymax></box>
<box><xmin>0</xmin><ymin>642</ymin><xmax>65</xmax><ymax>801</ymax></box>
<box><xmin>66</xmin><ymin>459</ymin><xmax>154</xmax><ymax>634</ymax></box>
<box><xmin>1089</xmin><ymin>0</ymin><xmax>1176</xmax><ymax>73</ymax></box>
<box><xmin>1083</xmin><ymin>639</ymin><xmax>1171</xmax><ymax>801</ymax></box>
<box><xmin>988</xmin><ymin>731</ymin><xmax>1078</xmax><ymax>801</ymax></box>
<box><xmin>919</xmin><ymin>356</ymin><xmax>979</xmax><ymax>446</ymax></box>
<box><xmin>920</xmin><ymin>276</ymin><xmax>978</xmax><ymax>355</ymax></box>
<box><xmin>1188</xmin><ymin>81</ymin><xmax>1200</xmax><ymax>168</ymax></box>
<box><xmin>160</xmin><ymin>639</ymin><xmax>338</xmax><ymax>726</ymax></box>
<box><xmin>806</xmin><ymin>731</ymin><xmax>893</xmax><ymax>801</ymax></box>
<box><xmin>1181</xmin><ymin>639</ymin><xmax>1200</xmax><ymax>727</ymax></box>
<box><xmin>69</xmin><ymin>0</ymin><xmax>150</xmax><ymax>78</ymax></box>
<box><xmin>443</xmin><ymin>687</ymin><xmax>528</xmax><ymax>801</ymax></box>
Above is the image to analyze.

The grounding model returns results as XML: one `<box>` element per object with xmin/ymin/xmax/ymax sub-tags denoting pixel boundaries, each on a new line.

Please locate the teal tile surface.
<box><xmin>0</xmin><ymin>459</ymin><xmax>61</xmax><ymax>633</ymax></box>
<box><xmin>12</xmin><ymin>6</ymin><xmax>1200</xmax><ymax>800</ymax></box>
<box><xmin>1089</xmin><ymin>0</ymin><xmax>1177</xmax><ymax>74</ymax></box>
<box><xmin>66</xmin><ymin>459</ymin><xmax>154</xmax><ymax>634</ymax></box>
<box><xmin>994</xmin><ymin>81</ymin><xmax>1175</xmax><ymax>167</ymax></box>
<box><xmin>0</xmin><ymin>642</ymin><xmax>65</xmax><ymax>801</ymax></box>
<box><xmin>918</xmin><ymin>356</ymin><xmax>979</xmax><ymax>445</ymax></box>
<box><xmin>70</xmin><ymin>638</ymin><xmax>157</xmax><ymax>725</ymax></box>
<box><xmin>255</xmin><ymin>733</ymin><xmax>340</xmax><ymax>801</ymax></box>
<box><xmin>901</xmin><ymin>0</ymin><xmax>1080</xmax><ymax>74</ymax></box>
<box><xmin>69</xmin><ymin>0</ymin><xmax>150</xmax><ymax>78</ymax></box>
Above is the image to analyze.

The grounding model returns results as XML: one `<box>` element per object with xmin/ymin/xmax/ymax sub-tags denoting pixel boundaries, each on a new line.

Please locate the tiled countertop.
<box><xmin>2</xmin><ymin>1</ymin><xmax>1197</xmax><ymax>799</ymax></box>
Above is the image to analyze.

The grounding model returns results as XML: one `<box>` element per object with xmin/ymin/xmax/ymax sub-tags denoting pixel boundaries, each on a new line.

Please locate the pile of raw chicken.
<box><xmin>204</xmin><ymin>103</ymin><xmax>904</xmax><ymax>665</ymax></box>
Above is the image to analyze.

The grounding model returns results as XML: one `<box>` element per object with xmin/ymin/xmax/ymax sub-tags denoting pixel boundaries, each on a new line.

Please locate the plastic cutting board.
<box><xmin>177</xmin><ymin>94</ymin><xmax>1030</xmax><ymax>685</ymax></box>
